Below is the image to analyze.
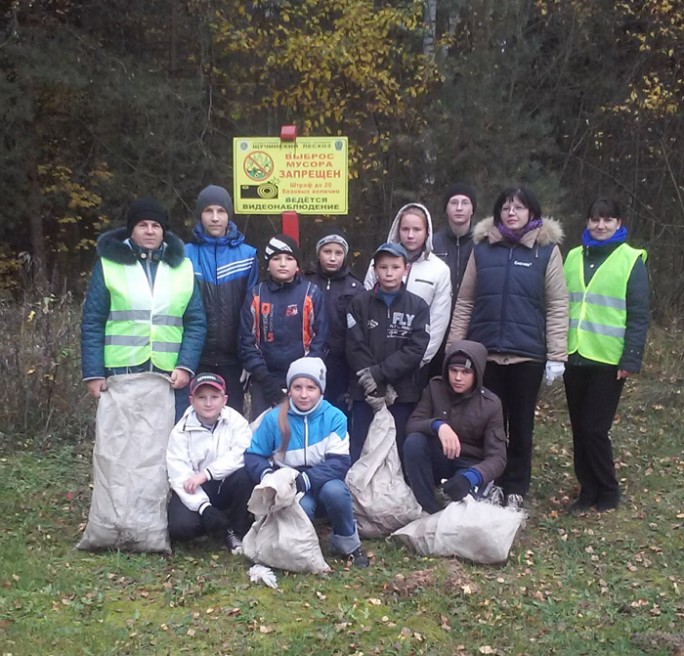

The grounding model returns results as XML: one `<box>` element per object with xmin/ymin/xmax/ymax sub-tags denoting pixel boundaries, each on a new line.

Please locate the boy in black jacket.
<box><xmin>304</xmin><ymin>229</ymin><xmax>363</xmax><ymax>414</ymax></box>
<box><xmin>346</xmin><ymin>243</ymin><xmax>430</xmax><ymax>463</ymax></box>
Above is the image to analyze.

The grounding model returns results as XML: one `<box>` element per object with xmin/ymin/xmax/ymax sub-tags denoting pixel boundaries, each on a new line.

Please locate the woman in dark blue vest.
<box><xmin>445</xmin><ymin>186</ymin><xmax>569</xmax><ymax>509</ymax></box>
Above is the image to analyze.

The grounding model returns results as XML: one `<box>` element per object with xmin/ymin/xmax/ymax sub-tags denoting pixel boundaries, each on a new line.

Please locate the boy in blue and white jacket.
<box><xmin>244</xmin><ymin>357</ymin><xmax>369</xmax><ymax>567</ymax></box>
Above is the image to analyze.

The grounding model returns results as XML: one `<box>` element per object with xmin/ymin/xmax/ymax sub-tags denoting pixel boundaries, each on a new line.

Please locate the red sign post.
<box><xmin>280</xmin><ymin>125</ymin><xmax>299</xmax><ymax>243</ymax></box>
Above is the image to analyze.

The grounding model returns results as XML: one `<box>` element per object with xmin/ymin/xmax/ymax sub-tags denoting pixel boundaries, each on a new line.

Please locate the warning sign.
<box><xmin>233</xmin><ymin>137</ymin><xmax>348</xmax><ymax>214</ymax></box>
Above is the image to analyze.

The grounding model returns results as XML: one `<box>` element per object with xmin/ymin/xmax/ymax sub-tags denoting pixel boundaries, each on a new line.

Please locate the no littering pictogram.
<box><xmin>244</xmin><ymin>151</ymin><xmax>274</xmax><ymax>182</ymax></box>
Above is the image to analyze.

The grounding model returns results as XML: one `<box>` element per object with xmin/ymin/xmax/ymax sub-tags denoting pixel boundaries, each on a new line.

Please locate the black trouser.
<box><xmin>349</xmin><ymin>400</ymin><xmax>415</xmax><ymax>466</ymax></box>
<box><xmin>167</xmin><ymin>467</ymin><xmax>254</xmax><ymax>541</ymax></box>
<box><xmin>483</xmin><ymin>360</ymin><xmax>544</xmax><ymax>497</ymax></box>
<box><xmin>564</xmin><ymin>364</ymin><xmax>624</xmax><ymax>505</ymax></box>
<box><xmin>323</xmin><ymin>354</ymin><xmax>352</xmax><ymax>417</ymax></box>
<box><xmin>403</xmin><ymin>431</ymin><xmax>479</xmax><ymax>514</ymax></box>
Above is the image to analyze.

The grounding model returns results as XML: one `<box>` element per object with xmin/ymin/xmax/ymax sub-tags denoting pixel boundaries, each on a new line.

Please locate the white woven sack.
<box><xmin>346</xmin><ymin>406</ymin><xmax>423</xmax><ymax>537</ymax></box>
<box><xmin>242</xmin><ymin>468</ymin><xmax>331</xmax><ymax>574</ymax></box>
<box><xmin>392</xmin><ymin>495</ymin><xmax>525</xmax><ymax>564</ymax></box>
<box><xmin>77</xmin><ymin>373</ymin><xmax>174</xmax><ymax>553</ymax></box>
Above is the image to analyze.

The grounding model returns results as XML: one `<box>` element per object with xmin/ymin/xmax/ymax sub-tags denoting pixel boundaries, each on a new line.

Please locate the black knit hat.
<box><xmin>443</xmin><ymin>183</ymin><xmax>477</xmax><ymax>213</ymax></box>
<box><xmin>264</xmin><ymin>234</ymin><xmax>301</xmax><ymax>265</ymax></box>
<box><xmin>126</xmin><ymin>198</ymin><xmax>170</xmax><ymax>235</ymax></box>
<box><xmin>194</xmin><ymin>185</ymin><xmax>233</xmax><ymax>220</ymax></box>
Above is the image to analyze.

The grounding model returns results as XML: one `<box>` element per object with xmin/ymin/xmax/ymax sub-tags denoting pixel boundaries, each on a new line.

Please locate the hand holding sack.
<box><xmin>442</xmin><ymin>474</ymin><xmax>472</xmax><ymax>502</ymax></box>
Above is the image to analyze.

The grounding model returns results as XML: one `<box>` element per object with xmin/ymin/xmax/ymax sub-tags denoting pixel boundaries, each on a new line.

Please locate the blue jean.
<box><xmin>299</xmin><ymin>479</ymin><xmax>360</xmax><ymax>555</ymax></box>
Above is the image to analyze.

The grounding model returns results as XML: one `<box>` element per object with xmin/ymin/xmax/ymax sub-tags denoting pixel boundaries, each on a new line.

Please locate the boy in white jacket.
<box><xmin>166</xmin><ymin>372</ymin><xmax>253</xmax><ymax>552</ymax></box>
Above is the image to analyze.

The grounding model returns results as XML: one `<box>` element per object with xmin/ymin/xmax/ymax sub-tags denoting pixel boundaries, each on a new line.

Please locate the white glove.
<box><xmin>364</xmin><ymin>394</ymin><xmax>386</xmax><ymax>414</ymax></box>
<box><xmin>545</xmin><ymin>361</ymin><xmax>565</xmax><ymax>386</ymax></box>
<box><xmin>249</xmin><ymin>564</ymin><xmax>278</xmax><ymax>589</ymax></box>
<box><xmin>384</xmin><ymin>384</ymin><xmax>398</xmax><ymax>407</ymax></box>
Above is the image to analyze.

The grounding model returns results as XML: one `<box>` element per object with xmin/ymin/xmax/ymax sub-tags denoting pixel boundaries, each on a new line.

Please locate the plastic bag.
<box><xmin>391</xmin><ymin>495</ymin><xmax>525</xmax><ymax>564</ymax></box>
<box><xmin>242</xmin><ymin>468</ymin><xmax>331</xmax><ymax>574</ymax></box>
<box><xmin>345</xmin><ymin>406</ymin><xmax>423</xmax><ymax>537</ymax></box>
<box><xmin>78</xmin><ymin>373</ymin><xmax>175</xmax><ymax>553</ymax></box>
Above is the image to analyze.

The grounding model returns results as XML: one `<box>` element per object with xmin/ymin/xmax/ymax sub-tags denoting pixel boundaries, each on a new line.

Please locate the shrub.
<box><xmin>0</xmin><ymin>293</ymin><xmax>94</xmax><ymax>448</ymax></box>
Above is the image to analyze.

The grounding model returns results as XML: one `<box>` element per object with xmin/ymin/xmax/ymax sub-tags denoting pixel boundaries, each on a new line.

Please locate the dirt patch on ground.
<box><xmin>631</xmin><ymin>632</ymin><xmax>684</xmax><ymax>655</ymax></box>
<box><xmin>384</xmin><ymin>560</ymin><xmax>477</xmax><ymax>598</ymax></box>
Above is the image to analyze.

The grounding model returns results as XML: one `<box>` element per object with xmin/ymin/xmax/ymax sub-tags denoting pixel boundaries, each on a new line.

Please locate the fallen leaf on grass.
<box><xmin>259</xmin><ymin>624</ymin><xmax>274</xmax><ymax>634</ymax></box>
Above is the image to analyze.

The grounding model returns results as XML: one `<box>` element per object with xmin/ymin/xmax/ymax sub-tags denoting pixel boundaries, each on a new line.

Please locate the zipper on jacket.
<box><xmin>304</xmin><ymin>416</ymin><xmax>309</xmax><ymax>467</ymax></box>
<box><xmin>498</xmin><ymin>247</ymin><xmax>514</xmax><ymax>345</ymax></box>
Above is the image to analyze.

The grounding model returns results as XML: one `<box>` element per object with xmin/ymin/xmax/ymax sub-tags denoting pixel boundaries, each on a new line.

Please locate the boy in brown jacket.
<box><xmin>404</xmin><ymin>339</ymin><xmax>507</xmax><ymax>514</ymax></box>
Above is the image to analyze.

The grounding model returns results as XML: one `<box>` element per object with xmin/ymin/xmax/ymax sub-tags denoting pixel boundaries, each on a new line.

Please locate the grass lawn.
<box><xmin>1</xmin><ymin>374</ymin><xmax>682</xmax><ymax>656</ymax></box>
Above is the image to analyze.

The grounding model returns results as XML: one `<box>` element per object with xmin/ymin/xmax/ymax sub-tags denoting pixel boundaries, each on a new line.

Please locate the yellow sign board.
<box><xmin>233</xmin><ymin>137</ymin><xmax>348</xmax><ymax>214</ymax></box>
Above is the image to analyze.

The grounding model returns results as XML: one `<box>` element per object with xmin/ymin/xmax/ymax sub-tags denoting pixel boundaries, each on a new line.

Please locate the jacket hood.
<box><xmin>191</xmin><ymin>220</ymin><xmax>245</xmax><ymax>247</ymax></box>
<box><xmin>473</xmin><ymin>216</ymin><xmax>564</xmax><ymax>247</ymax></box>
<box><xmin>442</xmin><ymin>339</ymin><xmax>488</xmax><ymax>393</ymax></box>
<box><xmin>96</xmin><ymin>226</ymin><xmax>187</xmax><ymax>267</ymax></box>
<box><xmin>386</xmin><ymin>202</ymin><xmax>435</xmax><ymax>258</ymax></box>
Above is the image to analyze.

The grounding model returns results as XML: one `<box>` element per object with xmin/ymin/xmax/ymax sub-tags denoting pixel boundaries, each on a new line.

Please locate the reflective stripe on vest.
<box><xmin>564</xmin><ymin>243</ymin><xmax>646</xmax><ymax>365</ymax></box>
<box><xmin>101</xmin><ymin>256</ymin><xmax>195</xmax><ymax>371</ymax></box>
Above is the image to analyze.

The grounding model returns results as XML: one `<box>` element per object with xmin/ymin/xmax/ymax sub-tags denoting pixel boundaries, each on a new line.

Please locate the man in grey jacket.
<box><xmin>403</xmin><ymin>339</ymin><xmax>507</xmax><ymax>513</ymax></box>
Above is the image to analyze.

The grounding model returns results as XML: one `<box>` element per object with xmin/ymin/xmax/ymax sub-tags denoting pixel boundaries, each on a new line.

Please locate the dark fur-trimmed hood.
<box><xmin>473</xmin><ymin>216</ymin><xmax>564</xmax><ymax>247</ymax></box>
<box><xmin>96</xmin><ymin>227</ymin><xmax>187</xmax><ymax>267</ymax></box>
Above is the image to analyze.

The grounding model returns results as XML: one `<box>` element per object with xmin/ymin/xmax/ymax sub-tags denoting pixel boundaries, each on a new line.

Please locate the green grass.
<box><xmin>1</xmin><ymin>375</ymin><xmax>683</xmax><ymax>656</ymax></box>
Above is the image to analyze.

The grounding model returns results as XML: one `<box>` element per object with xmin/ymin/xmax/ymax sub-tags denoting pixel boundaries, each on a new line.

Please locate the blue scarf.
<box><xmin>581</xmin><ymin>225</ymin><xmax>627</xmax><ymax>248</ymax></box>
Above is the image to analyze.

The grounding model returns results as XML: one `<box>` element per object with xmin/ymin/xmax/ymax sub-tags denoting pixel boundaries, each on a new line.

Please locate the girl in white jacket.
<box><xmin>364</xmin><ymin>203</ymin><xmax>452</xmax><ymax>370</ymax></box>
<box><xmin>166</xmin><ymin>372</ymin><xmax>254</xmax><ymax>552</ymax></box>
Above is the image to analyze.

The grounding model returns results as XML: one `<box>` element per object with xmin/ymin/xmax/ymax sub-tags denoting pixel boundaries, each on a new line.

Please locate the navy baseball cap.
<box><xmin>372</xmin><ymin>242</ymin><xmax>408</xmax><ymax>262</ymax></box>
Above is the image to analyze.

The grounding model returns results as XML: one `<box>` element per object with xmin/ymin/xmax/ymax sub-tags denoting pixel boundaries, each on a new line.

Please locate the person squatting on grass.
<box><xmin>347</xmin><ymin>242</ymin><xmax>431</xmax><ymax>464</ymax></box>
<box><xmin>563</xmin><ymin>197</ymin><xmax>649</xmax><ymax>514</ymax></box>
<box><xmin>81</xmin><ymin>197</ymin><xmax>207</xmax><ymax>422</ymax></box>
<box><xmin>185</xmin><ymin>185</ymin><xmax>259</xmax><ymax>414</ymax></box>
<box><xmin>239</xmin><ymin>234</ymin><xmax>329</xmax><ymax>420</ymax></box>
<box><xmin>166</xmin><ymin>373</ymin><xmax>254</xmax><ymax>553</ymax></box>
<box><xmin>446</xmin><ymin>186</ymin><xmax>568</xmax><ymax>510</ymax></box>
<box><xmin>404</xmin><ymin>340</ymin><xmax>507</xmax><ymax>514</ymax></box>
<box><xmin>304</xmin><ymin>228</ymin><xmax>364</xmax><ymax>415</ymax></box>
<box><xmin>364</xmin><ymin>203</ymin><xmax>452</xmax><ymax>379</ymax></box>
<box><xmin>244</xmin><ymin>357</ymin><xmax>369</xmax><ymax>568</ymax></box>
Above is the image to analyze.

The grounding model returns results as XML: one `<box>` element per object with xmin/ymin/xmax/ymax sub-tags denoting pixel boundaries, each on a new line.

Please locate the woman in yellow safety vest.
<box><xmin>563</xmin><ymin>197</ymin><xmax>649</xmax><ymax>514</ymax></box>
<box><xmin>81</xmin><ymin>198</ymin><xmax>207</xmax><ymax>421</ymax></box>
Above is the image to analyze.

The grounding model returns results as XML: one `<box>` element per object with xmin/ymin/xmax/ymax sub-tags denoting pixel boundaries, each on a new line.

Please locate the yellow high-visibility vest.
<box><xmin>564</xmin><ymin>243</ymin><xmax>646</xmax><ymax>365</ymax></box>
<box><xmin>101</xmin><ymin>257</ymin><xmax>194</xmax><ymax>371</ymax></box>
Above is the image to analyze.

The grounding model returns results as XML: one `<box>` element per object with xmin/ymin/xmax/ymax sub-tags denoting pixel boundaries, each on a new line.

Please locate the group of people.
<box><xmin>80</xmin><ymin>181</ymin><xmax>649</xmax><ymax>565</ymax></box>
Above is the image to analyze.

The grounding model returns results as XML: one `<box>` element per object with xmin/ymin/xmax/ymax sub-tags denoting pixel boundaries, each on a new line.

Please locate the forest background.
<box><xmin>1</xmin><ymin>0</ymin><xmax>683</xmax><ymax>438</ymax></box>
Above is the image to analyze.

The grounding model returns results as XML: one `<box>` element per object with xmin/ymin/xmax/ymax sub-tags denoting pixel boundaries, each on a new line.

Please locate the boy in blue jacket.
<box><xmin>239</xmin><ymin>234</ymin><xmax>329</xmax><ymax>419</ymax></box>
<box><xmin>185</xmin><ymin>185</ymin><xmax>259</xmax><ymax>413</ymax></box>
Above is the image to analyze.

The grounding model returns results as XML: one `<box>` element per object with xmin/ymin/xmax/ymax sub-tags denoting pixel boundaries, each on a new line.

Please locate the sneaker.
<box><xmin>505</xmin><ymin>493</ymin><xmax>525</xmax><ymax>510</ymax></box>
<box><xmin>485</xmin><ymin>485</ymin><xmax>505</xmax><ymax>506</ymax></box>
<box><xmin>347</xmin><ymin>546</ymin><xmax>369</xmax><ymax>568</ymax></box>
<box><xmin>224</xmin><ymin>528</ymin><xmax>243</xmax><ymax>555</ymax></box>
